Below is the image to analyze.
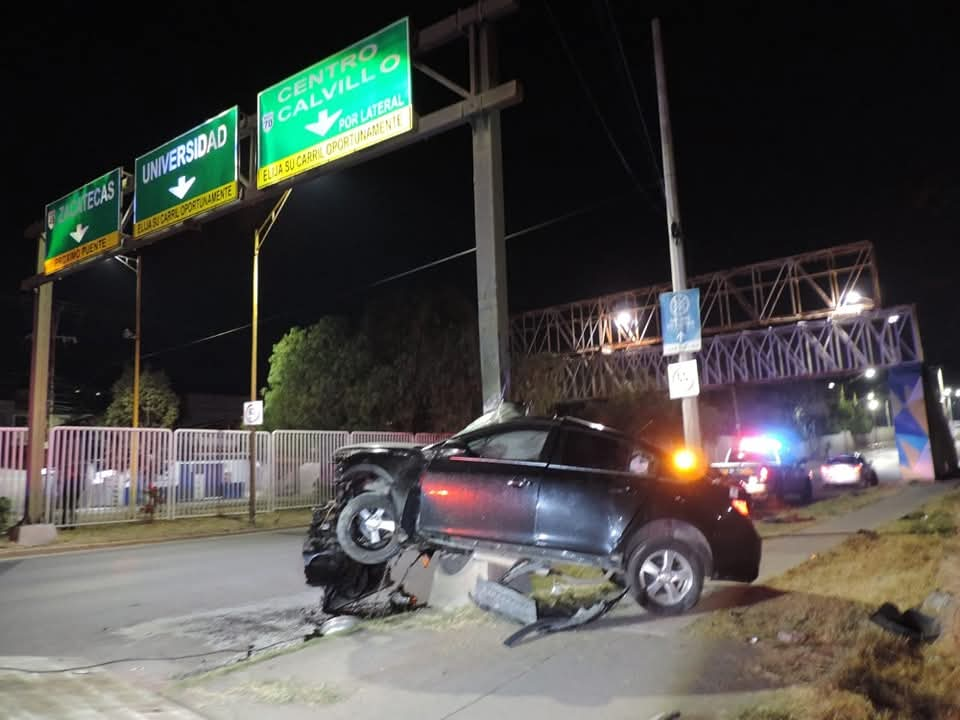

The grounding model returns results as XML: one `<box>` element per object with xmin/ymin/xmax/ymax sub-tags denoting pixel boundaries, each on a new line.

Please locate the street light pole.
<box><xmin>652</xmin><ymin>17</ymin><xmax>702</xmax><ymax>449</ymax></box>
<box><xmin>248</xmin><ymin>189</ymin><xmax>292</xmax><ymax>526</ymax></box>
<box><xmin>116</xmin><ymin>255</ymin><xmax>143</xmax><ymax>512</ymax></box>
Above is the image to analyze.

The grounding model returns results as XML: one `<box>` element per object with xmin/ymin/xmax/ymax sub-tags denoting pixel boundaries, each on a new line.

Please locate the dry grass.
<box><xmin>697</xmin><ymin>489</ymin><xmax>960</xmax><ymax>720</ymax></box>
<box><xmin>756</xmin><ymin>485</ymin><xmax>900</xmax><ymax>538</ymax></box>
<box><xmin>0</xmin><ymin>509</ymin><xmax>312</xmax><ymax>554</ymax></box>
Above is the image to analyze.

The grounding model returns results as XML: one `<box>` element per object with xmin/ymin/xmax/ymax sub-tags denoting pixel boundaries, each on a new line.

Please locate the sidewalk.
<box><xmin>168</xmin><ymin>480</ymin><xmax>958</xmax><ymax>720</ymax></box>
<box><xmin>0</xmin><ymin>658</ymin><xmax>202</xmax><ymax>719</ymax></box>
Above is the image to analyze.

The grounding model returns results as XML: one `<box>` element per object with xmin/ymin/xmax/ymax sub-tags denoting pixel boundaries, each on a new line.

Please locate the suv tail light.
<box><xmin>732</xmin><ymin>498</ymin><xmax>750</xmax><ymax>517</ymax></box>
<box><xmin>759</xmin><ymin>466</ymin><xmax>769</xmax><ymax>481</ymax></box>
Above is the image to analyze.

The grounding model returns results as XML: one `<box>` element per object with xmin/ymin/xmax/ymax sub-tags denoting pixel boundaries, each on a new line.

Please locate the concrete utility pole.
<box><xmin>471</xmin><ymin>22</ymin><xmax>510</xmax><ymax>412</ymax></box>
<box><xmin>652</xmin><ymin>17</ymin><xmax>702</xmax><ymax>449</ymax></box>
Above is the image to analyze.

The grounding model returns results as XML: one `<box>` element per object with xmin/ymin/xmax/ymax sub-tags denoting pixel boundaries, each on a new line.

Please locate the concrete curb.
<box><xmin>0</xmin><ymin>523</ymin><xmax>310</xmax><ymax>561</ymax></box>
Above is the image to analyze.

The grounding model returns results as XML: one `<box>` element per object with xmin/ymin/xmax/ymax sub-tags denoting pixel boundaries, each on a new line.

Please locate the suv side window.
<box><xmin>555</xmin><ymin>429</ymin><xmax>630</xmax><ymax>472</ymax></box>
<box><xmin>466</xmin><ymin>430</ymin><xmax>549</xmax><ymax>462</ymax></box>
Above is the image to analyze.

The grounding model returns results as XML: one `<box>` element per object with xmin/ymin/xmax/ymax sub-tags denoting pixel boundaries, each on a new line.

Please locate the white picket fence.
<box><xmin>1</xmin><ymin>426</ymin><xmax>450</xmax><ymax>527</ymax></box>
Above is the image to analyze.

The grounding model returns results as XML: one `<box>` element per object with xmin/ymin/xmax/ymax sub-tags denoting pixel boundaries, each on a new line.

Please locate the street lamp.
<box><xmin>248</xmin><ymin>188</ymin><xmax>293</xmax><ymax>526</ymax></box>
<box><xmin>887</xmin><ymin>314</ymin><xmax>900</xmax><ymax>324</ymax></box>
<box><xmin>867</xmin><ymin>398</ymin><xmax>880</xmax><ymax>412</ymax></box>
<box><xmin>864</xmin><ymin>367</ymin><xmax>877</xmax><ymax>380</ymax></box>
<box><xmin>828</xmin><ymin>381</ymin><xmax>836</xmax><ymax>390</ymax></box>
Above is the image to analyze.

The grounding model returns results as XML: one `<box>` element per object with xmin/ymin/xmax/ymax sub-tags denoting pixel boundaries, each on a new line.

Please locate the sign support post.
<box><xmin>26</xmin><ymin>234</ymin><xmax>52</xmax><ymax>524</ymax></box>
<box><xmin>472</xmin><ymin>22</ymin><xmax>510</xmax><ymax>411</ymax></box>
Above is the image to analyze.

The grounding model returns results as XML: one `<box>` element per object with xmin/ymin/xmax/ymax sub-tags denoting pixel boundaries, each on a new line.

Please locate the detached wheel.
<box><xmin>336</xmin><ymin>492</ymin><xmax>402</xmax><ymax>565</ymax></box>
<box><xmin>626</xmin><ymin>538</ymin><xmax>704</xmax><ymax>615</ymax></box>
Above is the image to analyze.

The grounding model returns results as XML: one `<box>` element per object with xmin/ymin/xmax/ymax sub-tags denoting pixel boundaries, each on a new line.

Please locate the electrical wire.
<box><xmin>597</xmin><ymin>0</ymin><xmax>663</xmax><ymax>190</ymax></box>
<box><xmin>542</xmin><ymin>0</ymin><xmax>663</xmax><ymax>216</ymax></box>
<box><xmin>0</xmin><ymin>636</ymin><xmax>307</xmax><ymax>675</ymax></box>
<box><xmin>140</xmin><ymin>189</ymin><xmax>643</xmax><ymax>360</ymax></box>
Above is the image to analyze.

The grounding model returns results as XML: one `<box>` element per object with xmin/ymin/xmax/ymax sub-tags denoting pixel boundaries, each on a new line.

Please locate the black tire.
<box><xmin>799</xmin><ymin>476</ymin><xmax>814</xmax><ymax>504</ymax></box>
<box><xmin>336</xmin><ymin>492</ymin><xmax>402</xmax><ymax>565</ymax></box>
<box><xmin>626</xmin><ymin>537</ymin><xmax>704</xmax><ymax>615</ymax></box>
<box><xmin>871</xmin><ymin>471</ymin><xmax>880</xmax><ymax>487</ymax></box>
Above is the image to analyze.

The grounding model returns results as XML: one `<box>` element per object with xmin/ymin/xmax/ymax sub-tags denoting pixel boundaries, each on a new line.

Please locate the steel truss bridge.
<box><xmin>509</xmin><ymin>243</ymin><xmax>924</xmax><ymax>400</ymax></box>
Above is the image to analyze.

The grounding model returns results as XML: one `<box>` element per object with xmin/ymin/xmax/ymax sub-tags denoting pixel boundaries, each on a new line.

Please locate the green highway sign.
<box><xmin>134</xmin><ymin>106</ymin><xmax>239</xmax><ymax>238</ymax></box>
<box><xmin>257</xmin><ymin>17</ymin><xmax>413</xmax><ymax>189</ymax></box>
<box><xmin>45</xmin><ymin>168</ymin><xmax>122</xmax><ymax>275</ymax></box>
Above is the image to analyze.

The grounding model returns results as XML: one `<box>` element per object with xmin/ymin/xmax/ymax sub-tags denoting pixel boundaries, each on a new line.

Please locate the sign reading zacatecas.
<box><xmin>44</xmin><ymin>168</ymin><xmax>122</xmax><ymax>275</ymax></box>
<box><xmin>134</xmin><ymin>107</ymin><xmax>238</xmax><ymax>238</ymax></box>
<box><xmin>257</xmin><ymin>18</ymin><xmax>413</xmax><ymax>189</ymax></box>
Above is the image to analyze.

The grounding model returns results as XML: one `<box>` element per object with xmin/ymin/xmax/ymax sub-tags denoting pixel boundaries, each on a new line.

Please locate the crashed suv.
<box><xmin>304</xmin><ymin>409</ymin><xmax>761</xmax><ymax>615</ymax></box>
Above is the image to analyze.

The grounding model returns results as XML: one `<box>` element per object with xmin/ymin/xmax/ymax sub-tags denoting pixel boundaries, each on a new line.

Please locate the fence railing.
<box><xmin>45</xmin><ymin>427</ymin><xmax>174</xmax><ymax>525</ymax></box>
<box><xmin>172</xmin><ymin>429</ymin><xmax>273</xmax><ymax>519</ymax></box>
<box><xmin>272</xmin><ymin>431</ymin><xmax>350</xmax><ymax>510</ymax></box>
<box><xmin>0</xmin><ymin>428</ymin><xmax>28</xmax><ymax>525</ymax></box>
<box><xmin>6</xmin><ymin>426</ymin><xmax>450</xmax><ymax>527</ymax></box>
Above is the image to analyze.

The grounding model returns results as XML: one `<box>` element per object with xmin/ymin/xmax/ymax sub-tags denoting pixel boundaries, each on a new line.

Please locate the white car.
<box><xmin>820</xmin><ymin>453</ymin><xmax>879</xmax><ymax>488</ymax></box>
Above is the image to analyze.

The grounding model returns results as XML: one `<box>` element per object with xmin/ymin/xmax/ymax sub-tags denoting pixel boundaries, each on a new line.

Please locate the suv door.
<box><xmin>535</xmin><ymin>428</ymin><xmax>646</xmax><ymax>555</ymax></box>
<box><xmin>417</xmin><ymin>427</ymin><xmax>549</xmax><ymax>545</ymax></box>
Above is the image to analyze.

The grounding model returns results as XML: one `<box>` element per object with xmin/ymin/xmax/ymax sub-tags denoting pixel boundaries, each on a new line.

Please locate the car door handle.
<box><xmin>506</xmin><ymin>477</ymin><xmax>530</xmax><ymax>488</ymax></box>
<box><xmin>611</xmin><ymin>485</ymin><xmax>634</xmax><ymax>495</ymax></box>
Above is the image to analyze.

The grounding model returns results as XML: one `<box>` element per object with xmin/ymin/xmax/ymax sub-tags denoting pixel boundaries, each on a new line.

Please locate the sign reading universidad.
<box><xmin>257</xmin><ymin>17</ymin><xmax>413</xmax><ymax>189</ymax></box>
<box><xmin>44</xmin><ymin>168</ymin><xmax>122</xmax><ymax>275</ymax></box>
<box><xmin>134</xmin><ymin>106</ymin><xmax>239</xmax><ymax>238</ymax></box>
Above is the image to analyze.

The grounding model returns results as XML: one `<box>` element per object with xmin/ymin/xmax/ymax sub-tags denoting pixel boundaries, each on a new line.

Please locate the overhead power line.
<box><xmin>597</xmin><ymin>0</ymin><xmax>663</xmax><ymax>191</ymax></box>
<box><xmin>542</xmin><ymin>0</ymin><xmax>663</xmax><ymax>215</ymax></box>
<box><xmin>141</xmin><ymin>189</ymin><xmax>644</xmax><ymax>360</ymax></box>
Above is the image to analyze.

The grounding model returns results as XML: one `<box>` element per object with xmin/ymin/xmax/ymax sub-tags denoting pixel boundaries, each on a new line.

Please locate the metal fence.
<box><xmin>46</xmin><ymin>426</ymin><xmax>174</xmax><ymax>525</ymax></box>
<box><xmin>350</xmin><ymin>431</ymin><xmax>415</xmax><ymax>445</ymax></box>
<box><xmin>0</xmin><ymin>428</ymin><xmax>28</xmax><ymax>524</ymax></box>
<box><xmin>272</xmin><ymin>431</ymin><xmax>349</xmax><ymax>510</ymax></box>
<box><xmin>6</xmin><ymin>426</ymin><xmax>452</xmax><ymax>527</ymax></box>
<box><xmin>172</xmin><ymin>429</ymin><xmax>272</xmax><ymax>518</ymax></box>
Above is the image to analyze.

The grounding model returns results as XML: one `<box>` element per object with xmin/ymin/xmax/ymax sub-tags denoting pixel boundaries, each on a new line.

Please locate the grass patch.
<box><xmin>756</xmin><ymin>485</ymin><xmax>900</xmax><ymax>538</ymax></box>
<box><xmin>223</xmin><ymin>679</ymin><xmax>344</xmax><ymax>705</ymax></box>
<box><xmin>0</xmin><ymin>509</ymin><xmax>312</xmax><ymax>553</ymax></box>
<box><xmin>363</xmin><ymin>604</ymin><xmax>500</xmax><ymax>632</ymax></box>
<box><xmin>695</xmin><ymin>489</ymin><xmax>960</xmax><ymax>719</ymax></box>
<box><xmin>529</xmin><ymin>565</ymin><xmax>615</xmax><ymax>610</ymax></box>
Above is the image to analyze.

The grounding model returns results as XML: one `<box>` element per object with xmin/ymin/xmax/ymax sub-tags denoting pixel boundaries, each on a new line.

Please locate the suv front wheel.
<box><xmin>626</xmin><ymin>537</ymin><xmax>704</xmax><ymax>615</ymax></box>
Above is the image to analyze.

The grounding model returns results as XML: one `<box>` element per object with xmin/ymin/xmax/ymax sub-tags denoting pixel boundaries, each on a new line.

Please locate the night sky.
<box><xmin>2</xmin><ymin>1</ymin><xmax>957</xmax><ymax>407</ymax></box>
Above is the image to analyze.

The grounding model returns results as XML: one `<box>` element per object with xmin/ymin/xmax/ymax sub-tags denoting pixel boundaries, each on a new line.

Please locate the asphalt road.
<box><xmin>0</xmin><ymin>529</ymin><xmax>319</xmax><ymax>677</ymax></box>
<box><xmin>0</xmin><ymin>475</ymin><xmax>948</xmax><ymax>686</ymax></box>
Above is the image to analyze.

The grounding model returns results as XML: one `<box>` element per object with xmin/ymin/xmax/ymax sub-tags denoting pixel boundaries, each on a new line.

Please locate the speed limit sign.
<box><xmin>243</xmin><ymin>400</ymin><xmax>264</xmax><ymax>426</ymax></box>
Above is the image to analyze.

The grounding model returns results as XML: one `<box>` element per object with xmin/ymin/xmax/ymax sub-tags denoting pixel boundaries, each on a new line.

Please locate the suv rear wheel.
<box><xmin>626</xmin><ymin>537</ymin><xmax>704</xmax><ymax>615</ymax></box>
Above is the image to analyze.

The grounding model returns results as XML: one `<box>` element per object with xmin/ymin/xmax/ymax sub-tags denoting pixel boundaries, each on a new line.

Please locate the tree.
<box><xmin>103</xmin><ymin>367</ymin><xmax>180</xmax><ymax>428</ymax></box>
<box><xmin>263</xmin><ymin>319</ymin><xmax>380</xmax><ymax>430</ymax></box>
<box><xmin>264</xmin><ymin>288</ymin><xmax>483</xmax><ymax>432</ymax></box>
<box><xmin>511</xmin><ymin>353</ymin><xmax>568</xmax><ymax>416</ymax></box>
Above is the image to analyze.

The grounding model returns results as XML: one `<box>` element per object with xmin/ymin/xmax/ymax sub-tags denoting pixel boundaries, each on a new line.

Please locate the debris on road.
<box><xmin>869</xmin><ymin>602</ymin><xmax>941</xmax><ymax>642</ymax></box>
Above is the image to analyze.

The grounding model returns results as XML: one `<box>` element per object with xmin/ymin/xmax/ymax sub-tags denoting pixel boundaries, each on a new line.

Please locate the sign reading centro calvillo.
<box><xmin>134</xmin><ymin>107</ymin><xmax>239</xmax><ymax>238</ymax></box>
<box><xmin>44</xmin><ymin>168</ymin><xmax>122</xmax><ymax>275</ymax></box>
<box><xmin>257</xmin><ymin>17</ymin><xmax>413</xmax><ymax>189</ymax></box>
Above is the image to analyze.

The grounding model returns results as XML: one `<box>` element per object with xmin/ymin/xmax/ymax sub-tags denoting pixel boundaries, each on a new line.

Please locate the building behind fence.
<box><xmin>1</xmin><ymin>426</ymin><xmax>450</xmax><ymax>528</ymax></box>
